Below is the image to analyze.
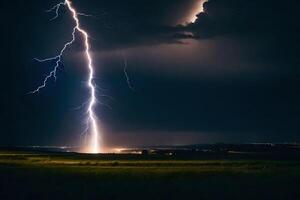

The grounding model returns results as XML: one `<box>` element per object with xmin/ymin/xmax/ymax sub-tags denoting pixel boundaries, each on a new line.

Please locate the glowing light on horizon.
<box><xmin>30</xmin><ymin>0</ymin><xmax>101</xmax><ymax>153</ymax></box>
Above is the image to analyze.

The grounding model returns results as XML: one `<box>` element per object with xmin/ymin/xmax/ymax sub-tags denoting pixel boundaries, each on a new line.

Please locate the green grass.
<box><xmin>1</xmin><ymin>151</ymin><xmax>300</xmax><ymax>199</ymax></box>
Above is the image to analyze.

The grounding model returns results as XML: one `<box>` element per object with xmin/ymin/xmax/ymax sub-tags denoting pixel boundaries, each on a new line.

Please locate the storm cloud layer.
<box><xmin>1</xmin><ymin>0</ymin><xmax>300</xmax><ymax>147</ymax></box>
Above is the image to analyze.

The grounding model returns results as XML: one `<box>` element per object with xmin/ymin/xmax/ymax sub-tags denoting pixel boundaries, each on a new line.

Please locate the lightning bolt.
<box><xmin>30</xmin><ymin>0</ymin><xmax>100</xmax><ymax>153</ymax></box>
<box><xmin>122</xmin><ymin>54</ymin><xmax>135</xmax><ymax>91</ymax></box>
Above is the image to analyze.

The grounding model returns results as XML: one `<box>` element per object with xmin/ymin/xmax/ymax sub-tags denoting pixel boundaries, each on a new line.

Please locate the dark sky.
<box><xmin>1</xmin><ymin>0</ymin><xmax>300</xmax><ymax>148</ymax></box>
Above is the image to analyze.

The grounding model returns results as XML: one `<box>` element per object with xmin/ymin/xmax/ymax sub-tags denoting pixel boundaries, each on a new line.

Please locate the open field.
<box><xmin>1</xmin><ymin>150</ymin><xmax>300</xmax><ymax>200</ymax></box>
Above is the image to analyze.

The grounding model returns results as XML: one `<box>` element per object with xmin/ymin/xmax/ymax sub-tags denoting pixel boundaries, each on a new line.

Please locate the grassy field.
<box><xmin>1</xmin><ymin>151</ymin><xmax>300</xmax><ymax>200</ymax></box>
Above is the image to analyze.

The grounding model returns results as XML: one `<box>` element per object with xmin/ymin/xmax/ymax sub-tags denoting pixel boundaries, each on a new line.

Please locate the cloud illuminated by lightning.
<box><xmin>30</xmin><ymin>0</ymin><xmax>100</xmax><ymax>153</ymax></box>
<box><xmin>187</xmin><ymin>0</ymin><xmax>208</xmax><ymax>23</ymax></box>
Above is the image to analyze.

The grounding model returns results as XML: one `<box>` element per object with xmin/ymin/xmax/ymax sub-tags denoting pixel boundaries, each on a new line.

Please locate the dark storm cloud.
<box><xmin>183</xmin><ymin>0</ymin><xmax>298</xmax><ymax>38</ymax></box>
<box><xmin>76</xmin><ymin>0</ymin><xmax>299</xmax><ymax>50</ymax></box>
<box><xmin>71</xmin><ymin>0</ymin><xmax>199</xmax><ymax>49</ymax></box>
<box><xmin>51</xmin><ymin>0</ymin><xmax>285</xmax><ymax>50</ymax></box>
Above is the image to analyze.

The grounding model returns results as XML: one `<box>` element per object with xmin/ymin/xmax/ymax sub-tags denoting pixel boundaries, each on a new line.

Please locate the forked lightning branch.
<box><xmin>30</xmin><ymin>0</ymin><xmax>100</xmax><ymax>153</ymax></box>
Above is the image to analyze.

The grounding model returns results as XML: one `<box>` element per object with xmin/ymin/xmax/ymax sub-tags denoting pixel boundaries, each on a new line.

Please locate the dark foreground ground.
<box><xmin>0</xmin><ymin>150</ymin><xmax>300</xmax><ymax>200</ymax></box>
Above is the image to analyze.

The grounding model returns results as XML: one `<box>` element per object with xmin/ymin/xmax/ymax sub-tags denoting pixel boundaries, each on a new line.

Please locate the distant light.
<box><xmin>114</xmin><ymin>148</ymin><xmax>126</xmax><ymax>153</ymax></box>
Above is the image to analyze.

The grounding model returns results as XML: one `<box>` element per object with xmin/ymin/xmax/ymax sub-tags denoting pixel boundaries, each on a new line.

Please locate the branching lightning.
<box><xmin>30</xmin><ymin>0</ymin><xmax>100</xmax><ymax>153</ymax></box>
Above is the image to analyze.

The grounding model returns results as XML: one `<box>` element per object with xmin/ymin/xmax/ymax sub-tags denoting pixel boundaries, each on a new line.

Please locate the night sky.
<box><xmin>2</xmin><ymin>0</ymin><xmax>300</xmax><ymax>148</ymax></box>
